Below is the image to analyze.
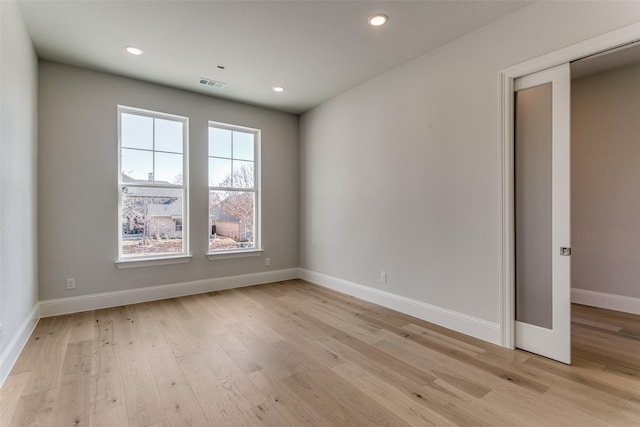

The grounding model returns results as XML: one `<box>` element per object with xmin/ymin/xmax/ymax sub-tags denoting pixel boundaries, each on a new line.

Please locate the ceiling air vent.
<box><xmin>199</xmin><ymin>77</ymin><xmax>226</xmax><ymax>89</ymax></box>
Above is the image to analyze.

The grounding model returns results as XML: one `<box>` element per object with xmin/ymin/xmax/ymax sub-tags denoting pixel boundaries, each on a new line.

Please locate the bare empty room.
<box><xmin>2</xmin><ymin>1</ymin><xmax>640</xmax><ymax>426</ymax></box>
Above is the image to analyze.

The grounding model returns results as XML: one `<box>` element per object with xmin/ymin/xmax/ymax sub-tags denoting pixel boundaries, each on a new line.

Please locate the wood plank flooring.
<box><xmin>2</xmin><ymin>280</ymin><xmax>639</xmax><ymax>426</ymax></box>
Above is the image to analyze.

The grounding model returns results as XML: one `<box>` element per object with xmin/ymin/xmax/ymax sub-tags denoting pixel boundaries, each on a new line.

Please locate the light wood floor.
<box><xmin>2</xmin><ymin>280</ymin><xmax>639</xmax><ymax>426</ymax></box>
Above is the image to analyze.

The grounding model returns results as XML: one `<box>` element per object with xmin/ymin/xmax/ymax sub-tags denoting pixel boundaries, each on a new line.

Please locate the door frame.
<box><xmin>500</xmin><ymin>22</ymin><xmax>640</xmax><ymax>349</ymax></box>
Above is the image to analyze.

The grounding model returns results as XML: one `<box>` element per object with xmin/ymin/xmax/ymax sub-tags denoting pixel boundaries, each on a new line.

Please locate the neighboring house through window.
<box><xmin>208</xmin><ymin>122</ymin><xmax>260</xmax><ymax>253</ymax></box>
<box><xmin>118</xmin><ymin>106</ymin><xmax>188</xmax><ymax>260</ymax></box>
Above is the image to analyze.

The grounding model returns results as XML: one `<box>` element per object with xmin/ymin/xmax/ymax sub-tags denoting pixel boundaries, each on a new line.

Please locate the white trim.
<box><xmin>0</xmin><ymin>304</ymin><xmax>39</xmax><ymax>387</ymax></box>
<box><xmin>40</xmin><ymin>268</ymin><xmax>298</xmax><ymax>317</ymax></box>
<box><xmin>500</xmin><ymin>71</ymin><xmax>515</xmax><ymax>349</ymax></box>
<box><xmin>207</xmin><ymin>249</ymin><xmax>263</xmax><ymax>260</ymax></box>
<box><xmin>572</xmin><ymin>288</ymin><xmax>640</xmax><ymax>316</ymax></box>
<box><xmin>500</xmin><ymin>21</ymin><xmax>640</xmax><ymax>349</ymax></box>
<box><xmin>299</xmin><ymin>269</ymin><xmax>501</xmax><ymax>345</ymax></box>
<box><xmin>116</xmin><ymin>254</ymin><xmax>192</xmax><ymax>269</ymax></box>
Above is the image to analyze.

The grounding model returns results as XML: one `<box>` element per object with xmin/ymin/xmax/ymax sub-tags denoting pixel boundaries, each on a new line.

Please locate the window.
<box><xmin>208</xmin><ymin>122</ymin><xmax>259</xmax><ymax>253</ymax></box>
<box><xmin>118</xmin><ymin>106</ymin><xmax>188</xmax><ymax>260</ymax></box>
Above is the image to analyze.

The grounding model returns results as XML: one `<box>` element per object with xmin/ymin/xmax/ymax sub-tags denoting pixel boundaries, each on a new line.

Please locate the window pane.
<box><xmin>209</xmin><ymin>127</ymin><xmax>232</xmax><ymax>158</ymax></box>
<box><xmin>233</xmin><ymin>131</ymin><xmax>254</xmax><ymax>161</ymax></box>
<box><xmin>209</xmin><ymin>157</ymin><xmax>232</xmax><ymax>187</ymax></box>
<box><xmin>232</xmin><ymin>160</ymin><xmax>254</xmax><ymax>189</ymax></box>
<box><xmin>209</xmin><ymin>190</ymin><xmax>254</xmax><ymax>251</ymax></box>
<box><xmin>122</xmin><ymin>148</ymin><xmax>153</xmax><ymax>181</ymax></box>
<box><xmin>121</xmin><ymin>113</ymin><xmax>153</xmax><ymax>150</ymax></box>
<box><xmin>155</xmin><ymin>118</ymin><xmax>183</xmax><ymax>153</ymax></box>
<box><xmin>155</xmin><ymin>152</ymin><xmax>183</xmax><ymax>184</ymax></box>
<box><xmin>121</xmin><ymin>186</ymin><xmax>184</xmax><ymax>256</ymax></box>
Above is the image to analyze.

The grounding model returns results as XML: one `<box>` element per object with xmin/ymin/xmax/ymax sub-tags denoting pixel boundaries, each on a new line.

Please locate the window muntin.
<box><xmin>118</xmin><ymin>106</ymin><xmax>188</xmax><ymax>260</ymax></box>
<box><xmin>208</xmin><ymin>122</ymin><xmax>259</xmax><ymax>253</ymax></box>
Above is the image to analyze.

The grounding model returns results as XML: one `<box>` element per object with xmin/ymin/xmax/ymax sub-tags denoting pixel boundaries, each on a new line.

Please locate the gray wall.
<box><xmin>38</xmin><ymin>62</ymin><xmax>298</xmax><ymax>301</ymax></box>
<box><xmin>572</xmin><ymin>62</ymin><xmax>640</xmax><ymax>299</ymax></box>
<box><xmin>0</xmin><ymin>1</ymin><xmax>39</xmax><ymax>356</ymax></box>
<box><xmin>299</xmin><ymin>1</ymin><xmax>640</xmax><ymax>324</ymax></box>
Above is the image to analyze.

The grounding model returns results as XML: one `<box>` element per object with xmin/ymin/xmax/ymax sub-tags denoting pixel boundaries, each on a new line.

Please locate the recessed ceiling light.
<box><xmin>368</xmin><ymin>14</ymin><xmax>388</xmax><ymax>27</ymax></box>
<box><xmin>125</xmin><ymin>46</ymin><xmax>144</xmax><ymax>56</ymax></box>
<box><xmin>272</xmin><ymin>86</ymin><xmax>285</xmax><ymax>93</ymax></box>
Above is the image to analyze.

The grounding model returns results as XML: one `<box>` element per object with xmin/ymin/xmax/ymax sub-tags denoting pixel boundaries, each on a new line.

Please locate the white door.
<box><xmin>514</xmin><ymin>63</ymin><xmax>571</xmax><ymax>364</ymax></box>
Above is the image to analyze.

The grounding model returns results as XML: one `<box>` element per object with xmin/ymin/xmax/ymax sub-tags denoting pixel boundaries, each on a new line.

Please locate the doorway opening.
<box><xmin>501</xmin><ymin>22</ymin><xmax>640</xmax><ymax>360</ymax></box>
<box><xmin>569</xmin><ymin>43</ymin><xmax>640</xmax><ymax>369</ymax></box>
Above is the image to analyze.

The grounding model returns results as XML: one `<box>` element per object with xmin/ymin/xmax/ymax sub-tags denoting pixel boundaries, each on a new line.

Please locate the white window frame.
<box><xmin>116</xmin><ymin>105</ymin><xmax>190</xmax><ymax>266</ymax></box>
<box><xmin>207</xmin><ymin>121</ymin><xmax>261</xmax><ymax>259</ymax></box>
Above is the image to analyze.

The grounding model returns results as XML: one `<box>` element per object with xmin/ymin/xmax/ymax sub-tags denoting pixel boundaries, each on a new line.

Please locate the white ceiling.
<box><xmin>18</xmin><ymin>0</ymin><xmax>532</xmax><ymax>114</ymax></box>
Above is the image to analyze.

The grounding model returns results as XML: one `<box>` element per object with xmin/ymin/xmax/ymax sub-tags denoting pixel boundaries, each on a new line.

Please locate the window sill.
<box><xmin>115</xmin><ymin>254</ymin><xmax>192</xmax><ymax>269</ymax></box>
<box><xmin>207</xmin><ymin>249</ymin><xmax>264</xmax><ymax>261</ymax></box>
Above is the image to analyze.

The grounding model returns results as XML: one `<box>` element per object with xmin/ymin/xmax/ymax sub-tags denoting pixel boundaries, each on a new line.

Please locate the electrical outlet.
<box><xmin>380</xmin><ymin>272</ymin><xmax>387</xmax><ymax>284</ymax></box>
<box><xmin>66</xmin><ymin>278</ymin><xmax>76</xmax><ymax>290</ymax></box>
<box><xmin>265</xmin><ymin>257</ymin><xmax>271</xmax><ymax>266</ymax></box>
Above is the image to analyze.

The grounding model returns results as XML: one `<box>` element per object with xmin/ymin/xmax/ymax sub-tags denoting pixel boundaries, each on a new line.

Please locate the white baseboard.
<box><xmin>299</xmin><ymin>268</ymin><xmax>501</xmax><ymax>345</ymax></box>
<box><xmin>13</xmin><ymin>267</ymin><xmax>501</xmax><ymax>387</ymax></box>
<box><xmin>572</xmin><ymin>288</ymin><xmax>640</xmax><ymax>315</ymax></box>
<box><xmin>0</xmin><ymin>303</ymin><xmax>40</xmax><ymax>387</ymax></box>
<box><xmin>40</xmin><ymin>268</ymin><xmax>299</xmax><ymax>317</ymax></box>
